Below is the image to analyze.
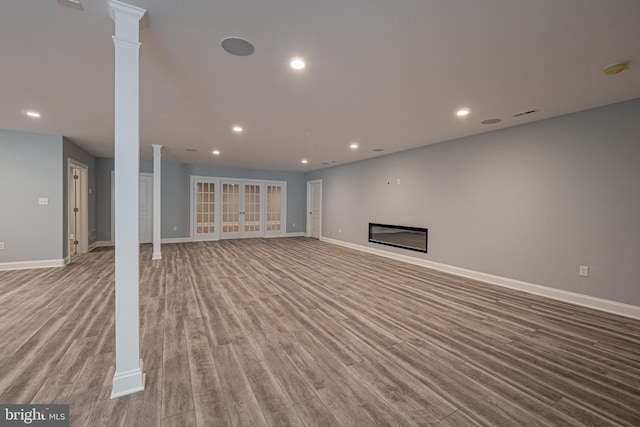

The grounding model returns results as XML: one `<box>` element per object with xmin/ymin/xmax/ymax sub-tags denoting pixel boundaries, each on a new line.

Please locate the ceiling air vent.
<box><xmin>56</xmin><ymin>0</ymin><xmax>83</xmax><ymax>11</ymax></box>
<box><xmin>512</xmin><ymin>109</ymin><xmax>538</xmax><ymax>118</ymax></box>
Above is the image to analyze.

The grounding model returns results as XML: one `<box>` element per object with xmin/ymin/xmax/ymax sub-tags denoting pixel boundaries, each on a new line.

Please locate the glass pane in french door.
<box><xmin>222</xmin><ymin>183</ymin><xmax>240</xmax><ymax>233</ymax></box>
<box><xmin>244</xmin><ymin>184</ymin><xmax>261</xmax><ymax>232</ymax></box>
<box><xmin>266</xmin><ymin>185</ymin><xmax>282</xmax><ymax>231</ymax></box>
<box><xmin>196</xmin><ymin>181</ymin><xmax>215</xmax><ymax>235</ymax></box>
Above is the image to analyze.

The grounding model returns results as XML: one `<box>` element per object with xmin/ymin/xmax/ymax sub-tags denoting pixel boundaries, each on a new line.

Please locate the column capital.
<box><xmin>109</xmin><ymin>0</ymin><xmax>147</xmax><ymax>21</ymax></box>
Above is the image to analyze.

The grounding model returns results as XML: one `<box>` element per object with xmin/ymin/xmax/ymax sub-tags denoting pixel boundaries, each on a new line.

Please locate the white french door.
<box><xmin>241</xmin><ymin>183</ymin><xmax>262</xmax><ymax>238</ymax></box>
<box><xmin>194</xmin><ymin>180</ymin><xmax>218</xmax><ymax>241</ymax></box>
<box><xmin>265</xmin><ymin>184</ymin><xmax>284</xmax><ymax>237</ymax></box>
<box><xmin>220</xmin><ymin>181</ymin><xmax>241</xmax><ymax>238</ymax></box>
<box><xmin>191</xmin><ymin>176</ymin><xmax>286</xmax><ymax>241</ymax></box>
<box><xmin>221</xmin><ymin>181</ymin><xmax>263</xmax><ymax>239</ymax></box>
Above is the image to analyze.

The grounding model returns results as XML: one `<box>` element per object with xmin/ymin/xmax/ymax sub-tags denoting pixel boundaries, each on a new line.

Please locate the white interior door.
<box><xmin>68</xmin><ymin>160</ymin><xmax>88</xmax><ymax>258</ymax></box>
<box><xmin>69</xmin><ymin>167</ymin><xmax>78</xmax><ymax>255</ymax></box>
<box><xmin>308</xmin><ymin>180</ymin><xmax>322</xmax><ymax>239</ymax></box>
<box><xmin>139</xmin><ymin>174</ymin><xmax>153</xmax><ymax>244</ymax></box>
<box><xmin>111</xmin><ymin>172</ymin><xmax>154</xmax><ymax>244</ymax></box>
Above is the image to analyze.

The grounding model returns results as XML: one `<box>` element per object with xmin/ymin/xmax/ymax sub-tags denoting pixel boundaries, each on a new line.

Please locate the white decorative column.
<box><xmin>109</xmin><ymin>0</ymin><xmax>147</xmax><ymax>399</ymax></box>
<box><xmin>152</xmin><ymin>144</ymin><xmax>162</xmax><ymax>260</ymax></box>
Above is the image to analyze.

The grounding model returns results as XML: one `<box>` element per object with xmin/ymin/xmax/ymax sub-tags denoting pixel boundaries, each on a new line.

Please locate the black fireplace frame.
<box><xmin>368</xmin><ymin>223</ymin><xmax>428</xmax><ymax>253</ymax></box>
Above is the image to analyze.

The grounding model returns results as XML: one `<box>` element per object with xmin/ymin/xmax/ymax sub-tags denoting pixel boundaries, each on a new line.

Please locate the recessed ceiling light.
<box><xmin>290</xmin><ymin>57</ymin><xmax>306</xmax><ymax>70</ymax></box>
<box><xmin>212</xmin><ymin>150</ymin><xmax>220</xmax><ymax>155</ymax></box>
<box><xmin>26</xmin><ymin>111</ymin><xmax>41</xmax><ymax>118</ymax></box>
<box><xmin>350</xmin><ymin>143</ymin><xmax>359</xmax><ymax>149</ymax></box>
<box><xmin>456</xmin><ymin>109</ymin><xmax>470</xmax><ymax>117</ymax></box>
<box><xmin>301</xmin><ymin>159</ymin><xmax>308</xmax><ymax>164</ymax></box>
<box><xmin>233</xmin><ymin>126</ymin><xmax>243</xmax><ymax>133</ymax></box>
<box><xmin>481</xmin><ymin>118</ymin><xmax>502</xmax><ymax>125</ymax></box>
<box><xmin>221</xmin><ymin>38</ymin><xmax>255</xmax><ymax>56</ymax></box>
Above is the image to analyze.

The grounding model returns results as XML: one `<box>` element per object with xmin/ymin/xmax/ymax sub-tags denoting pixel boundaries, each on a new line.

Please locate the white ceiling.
<box><xmin>1</xmin><ymin>0</ymin><xmax>639</xmax><ymax>171</ymax></box>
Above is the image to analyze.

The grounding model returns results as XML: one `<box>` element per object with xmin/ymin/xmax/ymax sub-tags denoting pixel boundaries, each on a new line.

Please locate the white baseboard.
<box><xmin>161</xmin><ymin>237</ymin><xmax>192</xmax><ymax>244</ymax></box>
<box><xmin>88</xmin><ymin>242</ymin><xmax>98</xmax><ymax>252</ymax></box>
<box><xmin>111</xmin><ymin>360</ymin><xmax>145</xmax><ymax>399</ymax></box>
<box><xmin>320</xmin><ymin>237</ymin><xmax>640</xmax><ymax>320</ymax></box>
<box><xmin>94</xmin><ymin>240</ymin><xmax>114</xmax><ymax>247</ymax></box>
<box><xmin>285</xmin><ymin>232</ymin><xmax>305</xmax><ymax>237</ymax></box>
<box><xmin>0</xmin><ymin>258</ymin><xmax>67</xmax><ymax>271</ymax></box>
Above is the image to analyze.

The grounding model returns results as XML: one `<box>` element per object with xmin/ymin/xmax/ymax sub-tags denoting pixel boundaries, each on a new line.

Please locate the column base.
<box><xmin>152</xmin><ymin>252</ymin><xmax>162</xmax><ymax>260</ymax></box>
<box><xmin>111</xmin><ymin>359</ymin><xmax>145</xmax><ymax>399</ymax></box>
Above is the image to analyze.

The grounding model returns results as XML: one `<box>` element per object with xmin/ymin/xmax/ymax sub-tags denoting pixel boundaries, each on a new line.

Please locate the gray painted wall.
<box><xmin>0</xmin><ymin>130</ymin><xmax>63</xmax><ymax>263</ymax></box>
<box><xmin>96</xmin><ymin>158</ymin><xmax>305</xmax><ymax>241</ymax></box>
<box><xmin>305</xmin><ymin>98</ymin><xmax>640</xmax><ymax>306</ymax></box>
<box><xmin>63</xmin><ymin>137</ymin><xmax>97</xmax><ymax>258</ymax></box>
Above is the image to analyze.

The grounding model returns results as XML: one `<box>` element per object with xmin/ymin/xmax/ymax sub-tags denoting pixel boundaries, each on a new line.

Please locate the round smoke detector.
<box><xmin>222</xmin><ymin>37</ymin><xmax>255</xmax><ymax>56</ymax></box>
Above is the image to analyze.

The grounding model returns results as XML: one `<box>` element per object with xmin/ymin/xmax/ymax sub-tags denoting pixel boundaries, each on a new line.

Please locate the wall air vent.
<box><xmin>512</xmin><ymin>109</ymin><xmax>539</xmax><ymax>117</ymax></box>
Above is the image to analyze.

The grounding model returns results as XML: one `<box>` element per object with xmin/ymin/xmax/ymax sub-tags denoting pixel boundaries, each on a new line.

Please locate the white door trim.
<box><xmin>68</xmin><ymin>158</ymin><xmax>89</xmax><ymax>258</ymax></box>
<box><xmin>306</xmin><ymin>179</ymin><xmax>322</xmax><ymax>238</ymax></box>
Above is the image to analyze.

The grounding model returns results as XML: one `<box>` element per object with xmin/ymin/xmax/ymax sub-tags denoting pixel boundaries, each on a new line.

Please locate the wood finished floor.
<box><xmin>1</xmin><ymin>238</ymin><xmax>640</xmax><ymax>426</ymax></box>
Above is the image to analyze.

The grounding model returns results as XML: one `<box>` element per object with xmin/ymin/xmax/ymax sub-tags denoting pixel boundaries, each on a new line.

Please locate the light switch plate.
<box><xmin>0</xmin><ymin>242</ymin><xmax>5</xmax><ymax>250</ymax></box>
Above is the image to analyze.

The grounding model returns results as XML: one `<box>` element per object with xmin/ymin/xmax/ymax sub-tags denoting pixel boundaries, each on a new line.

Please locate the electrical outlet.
<box><xmin>173</xmin><ymin>226</ymin><xmax>177</xmax><ymax>231</ymax></box>
<box><xmin>579</xmin><ymin>265</ymin><xmax>589</xmax><ymax>277</ymax></box>
<box><xmin>338</xmin><ymin>228</ymin><xmax>342</xmax><ymax>234</ymax></box>
<box><xmin>292</xmin><ymin>222</ymin><xmax>296</xmax><ymax>228</ymax></box>
<box><xmin>0</xmin><ymin>242</ymin><xmax>5</xmax><ymax>250</ymax></box>
<box><xmin>38</xmin><ymin>198</ymin><xmax>49</xmax><ymax>205</ymax></box>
